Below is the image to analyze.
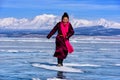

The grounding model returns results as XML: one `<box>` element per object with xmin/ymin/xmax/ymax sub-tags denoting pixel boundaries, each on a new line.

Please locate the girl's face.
<box><xmin>62</xmin><ymin>17</ymin><xmax>69</xmax><ymax>23</ymax></box>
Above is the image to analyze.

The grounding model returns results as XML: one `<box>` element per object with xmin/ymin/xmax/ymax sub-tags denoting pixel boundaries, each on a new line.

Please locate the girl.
<box><xmin>47</xmin><ymin>12</ymin><xmax>74</xmax><ymax>67</ymax></box>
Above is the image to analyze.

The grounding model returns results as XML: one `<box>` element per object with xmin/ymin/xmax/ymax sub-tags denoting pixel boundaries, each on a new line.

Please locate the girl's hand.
<box><xmin>46</xmin><ymin>35</ymin><xmax>50</xmax><ymax>39</ymax></box>
<box><xmin>66</xmin><ymin>36</ymin><xmax>68</xmax><ymax>39</ymax></box>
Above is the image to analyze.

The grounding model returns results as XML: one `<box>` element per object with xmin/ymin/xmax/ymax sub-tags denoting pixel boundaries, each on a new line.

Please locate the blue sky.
<box><xmin>0</xmin><ymin>0</ymin><xmax>120</xmax><ymax>21</ymax></box>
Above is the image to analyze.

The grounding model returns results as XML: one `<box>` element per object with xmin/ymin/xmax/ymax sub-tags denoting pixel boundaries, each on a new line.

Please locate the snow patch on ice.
<box><xmin>64</xmin><ymin>63</ymin><xmax>101</xmax><ymax>67</ymax></box>
<box><xmin>49</xmin><ymin>62</ymin><xmax>101</xmax><ymax>67</ymax></box>
<box><xmin>32</xmin><ymin>78</ymin><xmax>41</xmax><ymax>80</ymax></box>
<box><xmin>115</xmin><ymin>64</ymin><xmax>120</xmax><ymax>66</ymax></box>
<box><xmin>0</xmin><ymin>49</ymin><xmax>45</xmax><ymax>53</ymax></box>
<box><xmin>32</xmin><ymin>63</ymin><xmax>83</xmax><ymax>73</ymax></box>
<box><xmin>47</xmin><ymin>77</ymin><xmax>66</xmax><ymax>80</ymax></box>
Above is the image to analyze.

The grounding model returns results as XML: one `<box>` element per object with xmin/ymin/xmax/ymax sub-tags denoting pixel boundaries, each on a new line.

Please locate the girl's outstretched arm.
<box><xmin>46</xmin><ymin>23</ymin><xmax>59</xmax><ymax>39</ymax></box>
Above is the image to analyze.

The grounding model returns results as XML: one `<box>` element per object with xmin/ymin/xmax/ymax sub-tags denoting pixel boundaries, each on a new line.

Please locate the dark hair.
<box><xmin>62</xmin><ymin>12</ymin><xmax>69</xmax><ymax>20</ymax></box>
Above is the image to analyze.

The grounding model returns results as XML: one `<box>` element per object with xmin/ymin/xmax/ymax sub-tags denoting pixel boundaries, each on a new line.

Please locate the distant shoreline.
<box><xmin>0</xmin><ymin>34</ymin><xmax>120</xmax><ymax>40</ymax></box>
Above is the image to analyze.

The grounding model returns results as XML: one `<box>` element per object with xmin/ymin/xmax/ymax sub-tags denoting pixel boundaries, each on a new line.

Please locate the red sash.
<box><xmin>60</xmin><ymin>22</ymin><xmax>74</xmax><ymax>53</ymax></box>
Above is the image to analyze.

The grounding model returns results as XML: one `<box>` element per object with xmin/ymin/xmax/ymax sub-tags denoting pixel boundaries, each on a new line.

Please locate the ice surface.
<box><xmin>0</xmin><ymin>36</ymin><xmax>120</xmax><ymax>80</ymax></box>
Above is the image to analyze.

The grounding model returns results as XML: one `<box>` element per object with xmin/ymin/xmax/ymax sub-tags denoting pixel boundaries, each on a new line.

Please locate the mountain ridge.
<box><xmin>0</xmin><ymin>25</ymin><xmax>120</xmax><ymax>37</ymax></box>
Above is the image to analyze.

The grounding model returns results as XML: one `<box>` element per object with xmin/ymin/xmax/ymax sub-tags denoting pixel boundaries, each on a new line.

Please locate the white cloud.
<box><xmin>0</xmin><ymin>14</ymin><xmax>120</xmax><ymax>30</ymax></box>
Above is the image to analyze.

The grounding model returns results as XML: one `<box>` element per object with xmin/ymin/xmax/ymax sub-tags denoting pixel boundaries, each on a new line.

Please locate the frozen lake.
<box><xmin>0</xmin><ymin>36</ymin><xmax>120</xmax><ymax>80</ymax></box>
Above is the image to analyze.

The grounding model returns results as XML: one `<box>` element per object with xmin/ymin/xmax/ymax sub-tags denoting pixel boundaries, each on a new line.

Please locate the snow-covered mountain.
<box><xmin>0</xmin><ymin>14</ymin><xmax>120</xmax><ymax>37</ymax></box>
<box><xmin>0</xmin><ymin>14</ymin><xmax>58</xmax><ymax>30</ymax></box>
<box><xmin>0</xmin><ymin>14</ymin><xmax>120</xmax><ymax>30</ymax></box>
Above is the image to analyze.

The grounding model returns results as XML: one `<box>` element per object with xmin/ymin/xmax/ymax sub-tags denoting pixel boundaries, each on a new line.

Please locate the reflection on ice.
<box><xmin>47</xmin><ymin>71</ymin><xmax>66</xmax><ymax>80</ymax></box>
<box><xmin>57</xmin><ymin>71</ymin><xmax>66</xmax><ymax>79</ymax></box>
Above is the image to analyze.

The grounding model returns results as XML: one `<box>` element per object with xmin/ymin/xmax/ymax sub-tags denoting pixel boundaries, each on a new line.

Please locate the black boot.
<box><xmin>57</xmin><ymin>58</ymin><xmax>63</xmax><ymax>67</ymax></box>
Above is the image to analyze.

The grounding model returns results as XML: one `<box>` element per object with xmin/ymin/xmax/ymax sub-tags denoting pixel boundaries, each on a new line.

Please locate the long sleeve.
<box><xmin>46</xmin><ymin>23</ymin><xmax>59</xmax><ymax>39</ymax></box>
<box><xmin>67</xmin><ymin>23</ymin><xmax>74</xmax><ymax>39</ymax></box>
